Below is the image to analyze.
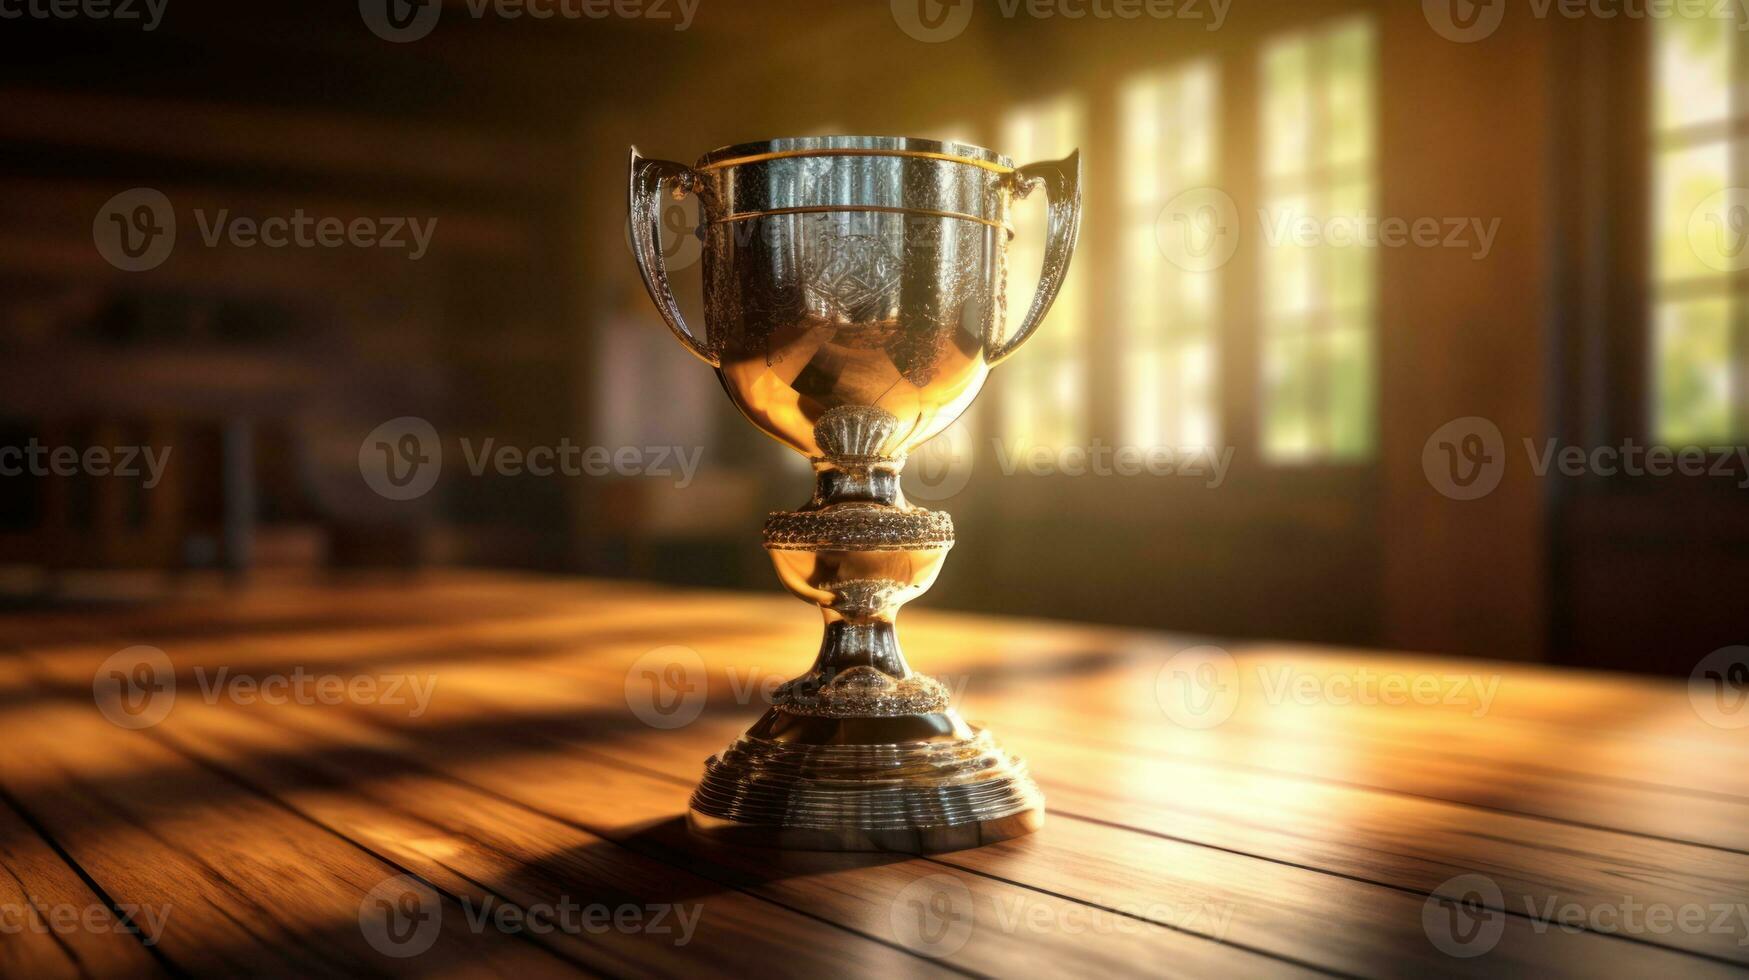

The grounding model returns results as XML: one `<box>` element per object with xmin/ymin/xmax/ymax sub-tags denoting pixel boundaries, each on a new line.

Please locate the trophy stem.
<box><xmin>686</xmin><ymin>406</ymin><xmax>1044</xmax><ymax>852</ymax></box>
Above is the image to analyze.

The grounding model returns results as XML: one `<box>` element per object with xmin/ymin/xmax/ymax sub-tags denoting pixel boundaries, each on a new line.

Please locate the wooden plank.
<box><xmin>149</xmin><ymin>694</ymin><xmax>962</xmax><ymax>979</ymax></box>
<box><xmin>581</xmin><ymin>714</ymin><xmax>1749</xmax><ymax>972</ymax></box>
<box><xmin>945</xmin><ymin>664</ymin><xmax>1749</xmax><ymax>854</ymax></box>
<box><xmin>991</xmin><ymin>726</ymin><xmax>1749</xmax><ymax>965</ymax></box>
<box><xmin>0</xmin><ymin>790</ymin><xmax>169</xmax><ymax>979</ymax></box>
<box><xmin>0</xmin><ymin>702</ymin><xmax>581</xmax><ymax>978</ymax></box>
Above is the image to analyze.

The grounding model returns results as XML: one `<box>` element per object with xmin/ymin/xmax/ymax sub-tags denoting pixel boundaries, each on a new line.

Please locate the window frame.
<box><xmin>1646</xmin><ymin>14</ymin><xmax>1749</xmax><ymax>446</ymax></box>
<box><xmin>945</xmin><ymin>8</ymin><xmax>1388</xmax><ymax>490</ymax></box>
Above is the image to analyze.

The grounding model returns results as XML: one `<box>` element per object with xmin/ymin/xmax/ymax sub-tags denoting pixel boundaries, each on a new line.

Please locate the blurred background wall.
<box><xmin>1</xmin><ymin>0</ymin><xmax>1745</xmax><ymax>675</ymax></box>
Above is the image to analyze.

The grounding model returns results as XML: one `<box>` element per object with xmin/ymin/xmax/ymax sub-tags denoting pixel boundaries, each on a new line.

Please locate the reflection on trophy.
<box><xmin>629</xmin><ymin>136</ymin><xmax>1081</xmax><ymax>852</ymax></box>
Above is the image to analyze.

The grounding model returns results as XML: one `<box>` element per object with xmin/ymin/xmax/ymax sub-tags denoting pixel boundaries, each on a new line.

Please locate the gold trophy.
<box><xmin>629</xmin><ymin>136</ymin><xmax>1080</xmax><ymax>851</ymax></box>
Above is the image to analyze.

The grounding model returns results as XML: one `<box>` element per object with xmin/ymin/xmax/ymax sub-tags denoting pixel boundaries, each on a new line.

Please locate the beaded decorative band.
<box><xmin>762</xmin><ymin>505</ymin><xmax>954</xmax><ymax>551</ymax></box>
<box><xmin>773</xmin><ymin>667</ymin><xmax>952</xmax><ymax>717</ymax></box>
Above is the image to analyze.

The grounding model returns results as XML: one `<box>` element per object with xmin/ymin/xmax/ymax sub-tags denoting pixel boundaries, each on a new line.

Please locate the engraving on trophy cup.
<box><xmin>630</xmin><ymin>136</ymin><xmax>1082</xmax><ymax>852</ymax></box>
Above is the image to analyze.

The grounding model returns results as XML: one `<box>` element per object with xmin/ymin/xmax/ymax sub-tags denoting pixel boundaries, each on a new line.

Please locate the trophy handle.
<box><xmin>628</xmin><ymin>147</ymin><xmax>719</xmax><ymax>367</ymax></box>
<box><xmin>988</xmin><ymin>150</ymin><xmax>1083</xmax><ymax>367</ymax></box>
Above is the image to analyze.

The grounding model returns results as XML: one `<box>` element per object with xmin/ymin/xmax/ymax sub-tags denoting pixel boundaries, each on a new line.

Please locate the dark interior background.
<box><xmin>1</xmin><ymin>0</ymin><xmax>1744</xmax><ymax>675</ymax></box>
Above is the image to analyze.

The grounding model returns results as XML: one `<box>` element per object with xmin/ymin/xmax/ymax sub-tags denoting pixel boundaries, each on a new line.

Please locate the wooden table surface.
<box><xmin>0</xmin><ymin>571</ymin><xmax>1745</xmax><ymax>978</ymax></box>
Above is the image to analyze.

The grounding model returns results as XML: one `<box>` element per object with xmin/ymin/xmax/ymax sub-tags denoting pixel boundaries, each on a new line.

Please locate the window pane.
<box><xmin>1262</xmin><ymin>37</ymin><xmax>1310</xmax><ymax>182</ymax></box>
<box><xmin>1260</xmin><ymin>16</ymin><xmax>1376</xmax><ymax>462</ymax></box>
<box><xmin>1654</xmin><ymin>142</ymin><xmax>1729</xmax><ymax>284</ymax></box>
<box><xmin>1655</xmin><ymin>11</ymin><xmax>1731</xmax><ymax>134</ymax></box>
<box><xmin>1263</xmin><ymin>332</ymin><xmax>1314</xmax><ymax>460</ymax></box>
<box><xmin>1322</xmin><ymin>20</ymin><xmax>1375</xmax><ymax>172</ymax></box>
<box><xmin>1262</xmin><ymin>191</ymin><xmax>1316</xmax><ymax>318</ymax></box>
<box><xmin>1325</xmin><ymin>322</ymin><xmax>1373</xmax><ymax>458</ymax></box>
<box><xmin>1000</xmin><ymin>96</ymin><xmax>1088</xmax><ymax>451</ymax></box>
<box><xmin>1325</xmin><ymin>181</ymin><xmax>1375</xmax><ymax>314</ymax></box>
<box><xmin>1121</xmin><ymin>60</ymin><xmax>1219</xmax><ymax>449</ymax></box>
<box><xmin>1655</xmin><ymin>297</ymin><xmax>1734</xmax><ymax>445</ymax></box>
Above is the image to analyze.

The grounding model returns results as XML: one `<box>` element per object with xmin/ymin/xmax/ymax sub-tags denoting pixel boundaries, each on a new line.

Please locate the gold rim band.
<box><xmin>697</xmin><ymin>147</ymin><xmax>1015</xmax><ymax>175</ymax></box>
<box><xmin>713</xmin><ymin>204</ymin><xmax>1011</xmax><ymax>233</ymax></box>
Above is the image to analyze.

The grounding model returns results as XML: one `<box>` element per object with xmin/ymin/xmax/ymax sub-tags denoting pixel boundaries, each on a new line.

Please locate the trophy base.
<box><xmin>686</xmin><ymin>707</ymin><xmax>1044</xmax><ymax>853</ymax></box>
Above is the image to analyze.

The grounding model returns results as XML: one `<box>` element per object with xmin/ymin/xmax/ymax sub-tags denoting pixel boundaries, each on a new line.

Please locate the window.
<box><xmin>1259</xmin><ymin>17</ymin><xmax>1377</xmax><ymax>462</ymax></box>
<box><xmin>999</xmin><ymin>95</ymin><xmax>1089</xmax><ymax>450</ymax></box>
<box><xmin>1652</xmin><ymin>14</ymin><xmax>1745</xmax><ymax>444</ymax></box>
<box><xmin>1121</xmin><ymin>60</ymin><xmax>1220</xmax><ymax>450</ymax></box>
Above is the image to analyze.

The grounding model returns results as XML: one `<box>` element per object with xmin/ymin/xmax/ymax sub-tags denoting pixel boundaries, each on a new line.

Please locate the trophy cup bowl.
<box><xmin>629</xmin><ymin>135</ymin><xmax>1080</xmax><ymax>852</ymax></box>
